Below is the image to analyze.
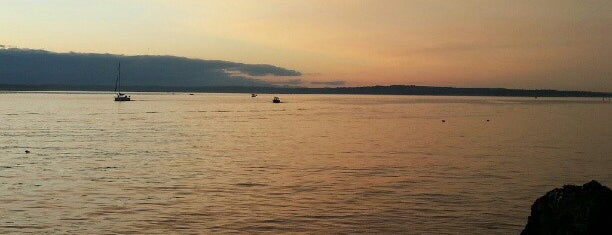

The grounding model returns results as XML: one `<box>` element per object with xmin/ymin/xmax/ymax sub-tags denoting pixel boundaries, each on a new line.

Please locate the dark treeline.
<box><xmin>1</xmin><ymin>84</ymin><xmax>610</xmax><ymax>97</ymax></box>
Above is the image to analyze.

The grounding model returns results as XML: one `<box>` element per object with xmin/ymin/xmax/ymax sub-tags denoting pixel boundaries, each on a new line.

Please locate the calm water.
<box><xmin>1</xmin><ymin>93</ymin><xmax>610</xmax><ymax>234</ymax></box>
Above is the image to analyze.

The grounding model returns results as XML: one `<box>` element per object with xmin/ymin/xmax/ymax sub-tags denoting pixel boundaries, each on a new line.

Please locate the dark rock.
<box><xmin>522</xmin><ymin>180</ymin><xmax>612</xmax><ymax>235</ymax></box>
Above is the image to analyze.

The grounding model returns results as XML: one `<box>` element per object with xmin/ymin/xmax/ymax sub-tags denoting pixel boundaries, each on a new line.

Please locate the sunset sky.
<box><xmin>1</xmin><ymin>0</ymin><xmax>610</xmax><ymax>91</ymax></box>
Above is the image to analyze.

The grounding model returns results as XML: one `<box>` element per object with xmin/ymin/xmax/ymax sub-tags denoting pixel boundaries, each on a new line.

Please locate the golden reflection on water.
<box><xmin>0</xmin><ymin>93</ymin><xmax>610</xmax><ymax>233</ymax></box>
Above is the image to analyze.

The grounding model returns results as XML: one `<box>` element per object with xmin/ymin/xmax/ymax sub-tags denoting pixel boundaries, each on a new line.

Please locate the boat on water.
<box><xmin>273</xmin><ymin>97</ymin><xmax>281</xmax><ymax>103</ymax></box>
<box><xmin>114</xmin><ymin>62</ymin><xmax>131</xmax><ymax>101</ymax></box>
<box><xmin>115</xmin><ymin>93</ymin><xmax>130</xmax><ymax>101</ymax></box>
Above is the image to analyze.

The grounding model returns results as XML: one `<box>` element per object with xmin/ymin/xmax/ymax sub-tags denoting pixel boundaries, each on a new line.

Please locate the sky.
<box><xmin>1</xmin><ymin>0</ymin><xmax>610</xmax><ymax>91</ymax></box>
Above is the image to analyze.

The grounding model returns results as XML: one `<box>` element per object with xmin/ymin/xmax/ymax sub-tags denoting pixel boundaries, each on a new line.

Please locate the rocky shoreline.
<box><xmin>522</xmin><ymin>180</ymin><xmax>612</xmax><ymax>235</ymax></box>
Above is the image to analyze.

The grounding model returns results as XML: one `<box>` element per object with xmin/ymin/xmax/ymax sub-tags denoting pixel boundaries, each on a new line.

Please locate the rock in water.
<box><xmin>522</xmin><ymin>180</ymin><xmax>612</xmax><ymax>235</ymax></box>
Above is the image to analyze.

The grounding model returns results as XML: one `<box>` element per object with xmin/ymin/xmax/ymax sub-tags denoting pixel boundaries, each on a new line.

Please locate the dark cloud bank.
<box><xmin>1</xmin><ymin>48</ymin><xmax>609</xmax><ymax>97</ymax></box>
<box><xmin>0</xmin><ymin>48</ymin><xmax>301</xmax><ymax>87</ymax></box>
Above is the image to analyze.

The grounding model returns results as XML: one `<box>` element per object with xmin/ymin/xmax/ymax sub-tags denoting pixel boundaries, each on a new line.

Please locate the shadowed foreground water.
<box><xmin>1</xmin><ymin>93</ymin><xmax>610</xmax><ymax>234</ymax></box>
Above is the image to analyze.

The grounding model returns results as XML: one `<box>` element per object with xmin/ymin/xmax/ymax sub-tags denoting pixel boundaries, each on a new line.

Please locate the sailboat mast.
<box><xmin>114</xmin><ymin>62</ymin><xmax>121</xmax><ymax>93</ymax></box>
<box><xmin>114</xmin><ymin>63</ymin><xmax>118</xmax><ymax>92</ymax></box>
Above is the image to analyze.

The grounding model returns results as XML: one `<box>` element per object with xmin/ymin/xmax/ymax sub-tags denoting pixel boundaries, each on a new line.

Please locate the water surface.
<box><xmin>1</xmin><ymin>93</ymin><xmax>610</xmax><ymax>234</ymax></box>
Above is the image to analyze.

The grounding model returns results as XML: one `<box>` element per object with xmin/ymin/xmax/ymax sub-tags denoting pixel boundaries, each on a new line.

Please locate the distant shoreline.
<box><xmin>1</xmin><ymin>84</ymin><xmax>610</xmax><ymax>97</ymax></box>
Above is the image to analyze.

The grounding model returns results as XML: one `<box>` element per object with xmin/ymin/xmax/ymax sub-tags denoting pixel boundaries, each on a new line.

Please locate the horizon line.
<box><xmin>1</xmin><ymin>84</ymin><xmax>610</xmax><ymax>97</ymax></box>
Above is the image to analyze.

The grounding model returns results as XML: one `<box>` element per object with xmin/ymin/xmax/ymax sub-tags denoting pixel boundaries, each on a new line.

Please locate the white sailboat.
<box><xmin>114</xmin><ymin>62</ymin><xmax>131</xmax><ymax>101</ymax></box>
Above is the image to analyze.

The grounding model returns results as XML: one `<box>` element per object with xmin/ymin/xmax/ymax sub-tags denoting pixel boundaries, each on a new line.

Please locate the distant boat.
<box><xmin>273</xmin><ymin>97</ymin><xmax>281</xmax><ymax>103</ymax></box>
<box><xmin>114</xmin><ymin>62</ymin><xmax>131</xmax><ymax>101</ymax></box>
<box><xmin>251</xmin><ymin>93</ymin><xmax>257</xmax><ymax>97</ymax></box>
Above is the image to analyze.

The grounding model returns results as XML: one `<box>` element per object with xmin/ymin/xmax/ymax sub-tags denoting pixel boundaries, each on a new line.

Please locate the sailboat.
<box><xmin>114</xmin><ymin>62</ymin><xmax>131</xmax><ymax>101</ymax></box>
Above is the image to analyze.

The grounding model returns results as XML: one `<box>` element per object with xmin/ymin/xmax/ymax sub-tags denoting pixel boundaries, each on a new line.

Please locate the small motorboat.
<box><xmin>273</xmin><ymin>97</ymin><xmax>281</xmax><ymax>103</ymax></box>
<box><xmin>114</xmin><ymin>93</ymin><xmax>131</xmax><ymax>101</ymax></box>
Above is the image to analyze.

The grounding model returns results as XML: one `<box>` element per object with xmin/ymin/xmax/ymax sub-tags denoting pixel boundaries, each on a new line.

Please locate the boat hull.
<box><xmin>114</xmin><ymin>97</ymin><xmax>131</xmax><ymax>101</ymax></box>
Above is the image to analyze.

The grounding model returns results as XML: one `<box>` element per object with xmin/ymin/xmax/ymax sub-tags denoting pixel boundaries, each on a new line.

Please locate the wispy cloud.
<box><xmin>227</xmin><ymin>64</ymin><xmax>301</xmax><ymax>77</ymax></box>
<box><xmin>271</xmin><ymin>78</ymin><xmax>303</xmax><ymax>86</ymax></box>
<box><xmin>310</xmin><ymin>80</ymin><xmax>346</xmax><ymax>86</ymax></box>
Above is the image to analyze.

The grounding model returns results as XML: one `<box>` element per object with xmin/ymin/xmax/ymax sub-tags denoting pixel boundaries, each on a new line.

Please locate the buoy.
<box><xmin>25</xmin><ymin>150</ymin><xmax>30</xmax><ymax>154</ymax></box>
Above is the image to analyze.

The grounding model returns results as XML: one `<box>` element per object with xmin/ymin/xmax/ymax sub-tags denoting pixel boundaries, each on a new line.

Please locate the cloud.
<box><xmin>271</xmin><ymin>78</ymin><xmax>303</xmax><ymax>86</ymax></box>
<box><xmin>310</xmin><ymin>80</ymin><xmax>346</xmax><ymax>86</ymax></box>
<box><xmin>0</xmin><ymin>48</ymin><xmax>302</xmax><ymax>87</ymax></box>
<box><xmin>228</xmin><ymin>64</ymin><xmax>301</xmax><ymax>76</ymax></box>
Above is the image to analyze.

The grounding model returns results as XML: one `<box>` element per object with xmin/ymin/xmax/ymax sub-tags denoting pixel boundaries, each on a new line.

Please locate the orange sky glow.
<box><xmin>1</xmin><ymin>0</ymin><xmax>610</xmax><ymax>91</ymax></box>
